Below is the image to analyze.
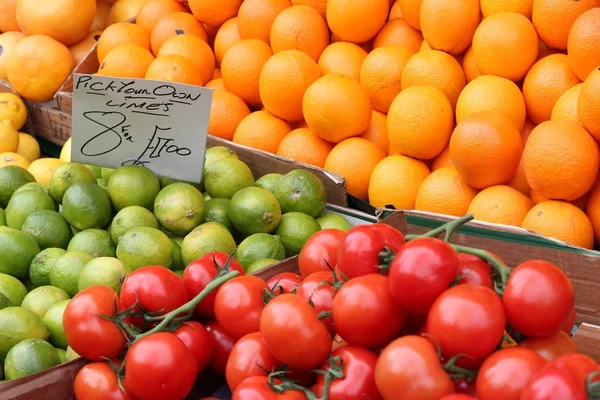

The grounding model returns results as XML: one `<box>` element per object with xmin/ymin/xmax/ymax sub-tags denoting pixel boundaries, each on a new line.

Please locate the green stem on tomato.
<box><xmin>443</xmin><ymin>354</ymin><xmax>478</xmax><ymax>382</ymax></box>
<box><xmin>450</xmin><ymin>244</ymin><xmax>511</xmax><ymax>295</ymax></box>
<box><xmin>586</xmin><ymin>371</ymin><xmax>600</xmax><ymax>399</ymax></box>
<box><xmin>406</xmin><ymin>214</ymin><xmax>475</xmax><ymax>242</ymax></box>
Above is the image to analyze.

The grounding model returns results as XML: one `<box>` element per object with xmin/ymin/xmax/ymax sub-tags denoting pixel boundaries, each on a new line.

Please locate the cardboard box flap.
<box><xmin>55</xmin><ymin>45</ymin><xmax>100</xmax><ymax>115</ymax></box>
<box><xmin>572</xmin><ymin>323</ymin><xmax>600</xmax><ymax>363</ymax></box>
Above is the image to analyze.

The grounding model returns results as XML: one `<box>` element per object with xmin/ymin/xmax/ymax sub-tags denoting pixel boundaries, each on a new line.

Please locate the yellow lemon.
<box><xmin>0</xmin><ymin>93</ymin><xmax>27</xmax><ymax>130</ymax></box>
<box><xmin>28</xmin><ymin>158</ymin><xmax>65</xmax><ymax>185</ymax></box>
<box><xmin>0</xmin><ymin>152</ymin><xmax>30</xmax><ymax>168</ymax></box>
<box><xmin>16</xmin><ymin>133</ymin><xmax>41</xmax><ymax>162</ymax></box>
<box><xmin>0</xmin><ymin>120</ymin><xmax>19</xmax><ymax>153</ymax></box>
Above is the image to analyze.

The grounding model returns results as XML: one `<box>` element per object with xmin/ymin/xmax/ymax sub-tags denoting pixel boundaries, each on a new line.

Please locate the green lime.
<box><xmin>4</xmin><ymin>338</ymin><xmax>61</xmax><ymax>380</ymax></box>
<box><xmin>204</xmin><ymin>158</ymin><xmax>254</xmax><ymax>199</ymax></box>
<box><xmin>0</xmin><ymin>207</ymin><xmax>5</xmax><ymax>226</ymax></box>
<box><xmin>116</xmin><ymin>227</ymin><xmax>173</xmax><ymax>271</ymax></box>
<box><xmin>181</xmin><ymin>222</ymin><xmax>236</xmax><ymax>266</ymax></box>
<box><xmin>159</xmin><ymin>175</ymin><xmax>203</xmax><ymax>191</ymax></box>
<box><xmin>5</xmin><ymin>189</ymin><xmax>57</xmax><ymax>230</ymax></box>
<box><xmin>65</xmin><ymin>346</ymin><xmax>80</xmax><ymax>361</ymax></box>
<box><xmin>107</xmin><ymin>165</ymin><xmax>161</xmax><ymax>211</ymax></box>
<box><xmin>275</xmin><ymin>212</ymin><xmax>321</xmax><ymax>256</ymax></box>
<box><xmin>29</xmin><ymin>248</ymin><xmax>65</xmax><ymax>287</ymax></box>
<box><xmin>0</xmin><ymin>226</ymin><xmax>41</xmax><ymax>279</ymax></box>
<box><xmin>97</xmin><ymin>178</ymin><xmax>108</xmax><ymax>189</ymax></box>
<box><xmin>56</xmin><ymin>348</ymin><xmax>67</xmax><ymax>363</ymax></box>
<box><xmin>228</xmin><ymin>187</ymin><xmax>281</xmax><ymax>234</ymax></box>
<box><xmin>255</xmin><ymin>173</ymin><xmax>283</xmax><ymax>195</ymax></box>
<box><xmin>110</xmin><ymin>206</ymin><xmax>159</xmax><ymax>244</ymax></box>
<box><xmin>204</xmin><ymin>146</ymin><xmax>238</xmax><ymax>172</ymax></box>
<box><xmin>274</xmin><ymin>170</ymin><xmax>327</xmax><ymax>218</ymax></box>
<box><xmin>62</xmin><ymin>182</ymin><xmax>111</xmax><ymax>231</ymax></box>
<box><xmin>0</xmin><ymin>273</ymin><xmax>28</xmax><ymax>306</ymax></box>
<box><xmin>170</xmin><ymin>239</ymin><xmax>184</xmax><ymax>270</ymax></box>
<box><xmin>247</xmin><ymin>258</ymin><xmax>280</xmax><ymax>274</ymax></box>
<box><xmin>173</xmin><ymin>270</ymin><xmax>184</xmax><ymax>278</ymax></box>
<box><xmin>0</xmin><ymin>292</ymin><xmax>10</xmax><ymax>310</ymax></box>
<box><xmin>0</xmin><ymin>165</ymin><xmax>36</xmax><ymax>208</ymax></box>
<box><xmin>67</xmin><ymin>229</ymin><xmax>116</xmax><ymax>258</ymax></box>
<box><xmin>154</xmin><ymin>183</ymin><xmax>206</xmax><ymax>236</ymax></box>
<box><xmin>49</xmin><ymin>251</ymin><xmax>94</xmax><ymax>297</ymax></box>
<box><xmin>204</xmin><ymin>198</ymin><xmax>233</xmax><ymax>231</ymax></box>
<box><xmin>42</xmin><ymin>299</ymin><xmax>70</xmax><ymax>350</ymax></box>
<box><xmin>13</xmin><ymin>182</ymin><xmax>47</xmax><ymax>196</ymax></box>
<box><xmin>49</xmin><ymin>162</ymin><xmax>96</xmax><ymax>204</ymax></box>
<box><xmin>236</xmin><ymin>233</ymin><xmax>286</xmax><ymax>270</ymax></box>
<box><xmin>0</xmin><ymin>307</ymin><xmax>48</xmax><ymax>358</ymax></box>
<box><xmin>21</xmin><ymin>210</ymin><xmax>72</xmax><ymax>250</ymax></box>
<box><xmin>84</xmin><ymin>164</ymin><xmax>102</xmax><ymax>178</ymax></box>
<box><xmin>20</xmin><ymin>286</ymin><xmax>70</xmax><ymax>319</ymax></box>
<box><xmin>101</xmin><ymin>167</ymin><xmax>115</xmax><ymax>180</ymax></box>
<box><xmin>23</xmin><ymin>279</ymin><xmax>37</xmax><ymax>292</ymax></box>
<box><xmin>316</xmin><ymin>212</ymin><xmax>352</xmax><ymax>232</ymax></box>
<box><xmin>78</xmin><ymin>257</ymin><xmax>130</xmax><ymax>292</ymax></box>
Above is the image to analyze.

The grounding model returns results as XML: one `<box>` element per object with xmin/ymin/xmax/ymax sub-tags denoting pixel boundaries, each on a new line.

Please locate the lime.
<box><xmin>110</xmin><ymin>206</ymin><xmax>159</xmax><ymax>244</ymax></box>
<box><xmin>170</xmin><ymin>239</ymin><xmax>184</xmax><ymax>270</ymax></box>
<box><xmin>5</xmin><ymin>189</ymin><xmax>57</xmax><ymax>230</ymax></box>
<box><xmin>0</xmin><ymin>165</ymin><xmax>36</xmax><ymax>208</ymax></box>
<box><xmin>84</xmin><ymin>164</ymin><xmax>102</xmax><ymax>178</ymax></box>
<box><xmin>236</xmin><ymin>233</ymin><xmax>286</xmax><ymax>270</ymax></box>
<box><xmin>0</xmin><ymin>292</ymin><xmax>10</xmax><ymax>310</ymax></box>
<box><xmin>247</xmin><ymin>258</ymin><xmax>280</xmax><ymax>274</ymax></box>
<box><xmin>4</xmin><ymin>338</ymin><xmax>61</xmax><ymax>380</ymax></box>
<box><xmin>20</xmin><ymin>286</ymin><xmax>70</xmax><ymax>319</ymax></box>
<box><xmin>107</xmin><ymin>165</ymin><xmax>161</xmax><ymax>211</ymax></box>
<box><xmin>97</xmin><ymin>178</ymin><xmax>108</xmax><ymax>189</ymax></box>
<box><xmin>275</xmin><ymin>212</ymin><xmax>321</xmax><ymax>256</ymax></box>
<box><xmin>255</xmin><ymin>173</ymin><xmax>283</xmax><ymax>195</ymax></box>
<box><xmin>316</xmin><ymin>212</ymin><xmax>352</xmax><ymax>232</ymax></box>
<box><xmin>204</xmin><ymin>198</ymin><xmax>234</xmax><ymax>231</ymax></box>
<box><xmin>62</xmin><ymin>182</ymin><xmax>112</xmax><ymax>231</ymax></box>
<box><xmin>203</xmin><ymin>192</ymin><xmax>211</xmax><ymax>201</ymax></box>
<box><xmin>13</xmin><ymin>182</ymin><xmax>47</xmax><ymax>195</ymax></box>
<box><xmin>56</xmin><ymin>348</ymin><xmax>67</xmax><ymax>363</ymax></box>
<box><xmin>154</xmin><ymin>183</ymin><xmax>206</xmax><ymax>235</ymax></box>
<box><xmin>65</xmin><ymin>346</ymin><xmax>80</xmax><ymax>361</ymax></box>
<box><xmin>42</xmin><ymin>299</ymin><xmax>70</xmax><ymax>349</ymax></box>
<box><xmin>0</xmin><ymin>226</ymin><xmax>41</xmax><ymax>279</ymax></box>
<box><xmin>228</xmin><ymin>187</ymin><xmax>281</xmax><ymax>234</ymax></box>
<box><xmin>204</xmin><ymin>158</ymin><xmax>254</xmax><ymax>199</ymax></box>
<box><xmin>78</xmin><ymin>257</ymin><xmax>130</xmax><ymax>292</ymax></box>
<box><xmin>204</xmin><ymin>146</ymin><xmax>239</xmax><ymax>172</ymax></box>
<box><xmin>274</xmin><ymin>170</ymin><xmax>327</xmax><ymax>218</ymax></box>
<box><xmin>67</xmin><ymin>229</ymin><xmax>116</xmax><ymax>258</ymax></box>
<box><xmin>159</xmin><ymin>175</ymin><xmax>203</xmax><ymax>191</ymax></box>
<box><xmin>101</xmin><ymin>167</ymin><xmax>115</xmax><ymax>180</ymax></box>
<box><xmin>49</xmin><ymin>251</ymin><xmax>94</xmax><ymax>297</ymax></box>
<box><xmin>0</xmin><ymin>207</ymin><xmax>5</xmax><ymax>226</ymax></box>
<box><xmin>21</xmin><ymin>210</ymin><xmax>72</xmax><ymax>250</ymax></box>
<box><xmin>0</xmin><ymin>307</ymin><xmax>48</xmax><ymax>358</ymax></box>
<box><xmin>49</xmin><ymin>162</ymin><xmax>96</xmax><ymax>204</ymax></box>
<box><xmin>0</xmin><ymin>273</ymin><xmax>28</xmax><ymax>306</ymax></box>
<box><xmin>116</xmin><ymin>227</ymin><xmax>173</xmax><ymax>271</ymax></box>
<box><xmin>23</xmin><ymin>280</ymin><xmax>37</xmax><ymax>292</ymax></box>
<box><xmin>181</xmin><ymin>222</ymin><xmax>236</xmax><ymax>266</ymax></box>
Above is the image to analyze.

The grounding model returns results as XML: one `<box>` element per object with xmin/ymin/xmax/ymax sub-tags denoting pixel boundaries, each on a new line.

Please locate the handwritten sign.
<box><xmin>71</xmin><ymin>74</ymin><xmax>213</xmax><ymax>183</ymax></box>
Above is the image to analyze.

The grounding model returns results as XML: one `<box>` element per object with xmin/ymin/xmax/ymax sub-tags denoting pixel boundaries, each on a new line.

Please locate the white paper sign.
<box><xmin>71</xmin><ymin>74</ymin><xmax>213</xmax><ymax>183</ymax></box>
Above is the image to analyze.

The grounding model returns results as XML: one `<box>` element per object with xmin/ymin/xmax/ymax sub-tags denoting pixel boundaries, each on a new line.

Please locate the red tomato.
<box><xmin>519</xmin><ymin>331</ymin><xmax>578</xmax><ymax>361</ymax></box>
<box><xmin>440</xmin><ymin>395</ymin><xmax>478</xmax><ymax>400</ymax></box>
<box><xmin>74</xmin><ymin>362</ymin><xmax>137</xmax><ymax>400</ymax></box>
<box><xmin>174</xmin><ymin>321</ymin><xmax>213</xmax><ymax>373</ymax></box>
<box><xmin>456</xmin><ymin>253</ymin><xmax>494</xmax><ymax>288</ymax></box>
<box><xmin>298</xmin><ymin>229</ymin><xmax>346</xmax><ymax>277</ymax></box>
<box><xmin>206</xmin><ymin>320</ymin><xmax>236</xmax><ymax>375</ymax></box>
<box><xmin>561</xmin><ymin>307</ymin><xmax>576</xmax><ymax>334</ymax></box>
<box><xmin>427</xmin><ymin>284</ymin><xmax>506</xmax><ymax>369</ymax></box>
<box><xmin>375</xmin><ymin>335</ymin><xmax>455</xmax><ymax>399</ymax></box>
<box><xmin>503</xmin><ymin>260</ymin><xmax>574</xmax><ymax>338</ymax></box>
<box><xmin>296</xmin><ymin>271</ymin><xmax>337</xmax><ymax>335</ymax></box>
<box><xmin>63</xmin><ymin>286</ymin><xmax>127</xmax><ymax>361</ymax></box>
<box><xmin>182</xmin><ymin>252</ymin><xmax>245</xmax><ymax>318</ymax></box>
<box><xmin>332</xmin><ymin>274</ymin><xmax>406</xmax><ymax>347</ymax></box>
<box><xmin>453</xmin><ymin>378</ymin><xmax>478</xmax><ymax>397</ymax></box>
<box><xmin>260</xmin><ymin>294</ymin><xmax>331</xmax><ymax>370</ymax></box>
<box><xmin>314</xmin><ymin>346</ymin><xmax>381</xmax><ymax>400</ymax></box>
<box><xmin>125</xmin><ymin>332</ymin><xmax>198</xmax><ymax>400</ymax></box>
<box><xmin>402</xmin><ymin>313</ymin><xmax>428</xmax><ymax>335</ymax></box>
<box><xmin>267</xmin><ymin>272</ymin><xmax>303</xmax><ymax>294</ymax></box>
<box><xmin>232</xmin><ymin>376</ymin><xmax>307</xmax><ymax>400</ymax></box>
<box><xmin>225</xmin><ymin>332</ymin><xmax>282</xmax><ymax>392</ymax></box>
<box><xmin>476</xmin><ymin>347</ymin><xmax>547</xmax><ymax>400</ymax></box>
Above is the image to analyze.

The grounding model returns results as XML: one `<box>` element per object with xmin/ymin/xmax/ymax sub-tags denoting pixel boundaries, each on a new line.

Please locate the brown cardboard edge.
<box><xmin>56</xmin><ymin>45</ymin><xmax>99</xmax><ymax>115</ymax></box>
<box><xmin>25</xmin><ymin>104</ymin><xmax>72</xmax><ymax>146</ymax></box>
<box><xmin>572</xmin><ymin>323</ymin><xmax>600</xmax><ymax>363</ymax></box>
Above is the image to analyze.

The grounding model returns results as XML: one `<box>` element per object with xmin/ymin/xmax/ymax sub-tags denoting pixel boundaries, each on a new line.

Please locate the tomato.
<box><xmin>337</xmin><ymin>224</ymin><xmax>404</xmax><ymax>279</ymax></box>
<box><xmin>125</xmin><ymin>332</ymin><xmax>197</xmax><ymax>400</ymax></box>
<box><xmin>476</xmin><ymin>347</ymin><xmax>547</xmax><ymax>400</ymax></box>
<box><xmin>375</xmin><ymin>335</ymin><xmax>455</xmax><ymax>399</ymax></box>
<box><xmin>453</xmin><ymin>378</ymin><xmax>478</xmax><ymax>397</ymax></box>
<box><xmin>296</xmin><ymin>271</ymin><xmax>338</xmax><ymax>335</ymax></box>
<box><xmin>503</xmin><ymin>260</ymin><xmax>574</xmax><ymax>338</ymax></box>
<box><xmin>456</xmin><ymin>253</ymin><xmax>494</xmax><ymax>288</ymax></box>
<box><xmin>174</xmin><ymin>321</ymin><xmax>213</xmax><ymax>373</ymax></box>
<box><xmin>120</xmin><ymin>266</ymin><xmax>189</xmax><ymax>328</ymax></box>
<box><xmin>182</xmin><ymin>252</ymin><xmax>245</xmax><ymax>318</ymax></box>
<box><xmin>63</xmin><ymin>286</ymin><xmax>127</xmax><ymax>361</ymax></box>
<box><xmin>74</xmin><ymin>361</ymin><xmax>137</xmax><ymax>400</ymax></box>
<box><xmin>561</xmin><ymin>306</ymin><xmax>576</xmax><ymax>334</ymax></box>
<box><xmin>402</xmin><ymin>313</ymin><xmax>428</xmax><ymax>335</ymax></box>
<box><xmin>314</xmin><ymin>346</ymin><xmax>381</xmax><ymax>400</ymax></box>
<box><xmin>267</xmin><ymin>272</ymin><xmax>303</xmax><ymax>294</ymax></box>
<box><xmin>332</xmin><ymin>274</ymin><xmax>405</xmax><ymax>348</ymax></box>
<box><xmin>298</xmin><ymin>229</ymin><xmax>346</xmax><ymax>277</ymax></box>
<box><xmin>440</xmin><ymin>395</ymin><xmax>478</xmax><ymax>400</ymax></box>
<box><xmin>225</xmin><ymin>332</ymin><xmax>282</xmax><ymax>391</ymax></box>
<box><xmin>427</xmin><ymin>284</ymin><xmax>506</xmax><ymax>369</ymax></box>
<box><xmin>519</xmin><ymin>331</ymin><xmax>578</xmax><ymax>361</ymax></box>
<box><xmin>232</xmin><ymin>376</ymin><xmax>307</xmax><ymax>400</ymax></box>
<box><xmin>260</xmin><ymin>294</ymin><xmax>331</xmax><ymax>370</ymax></box>
<box><xmin>206</xmin><ymin>320</ymin><xmax>236</xmax><ymax>375</ymax></box>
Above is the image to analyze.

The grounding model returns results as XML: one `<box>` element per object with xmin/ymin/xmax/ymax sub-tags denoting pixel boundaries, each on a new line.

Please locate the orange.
<box><xmin>188</xmin><ymin>0</ymin><xmax>243</xmax><ymax>28</ymax></box>
<box><xmin>213</xmin><ymin>18</ymin><xmax>241</xmax><ymax>66</ymax></box>
<box><xmin>537</xmin><ymin>40</ymin><xmax>561</xmax><ymax>61</ymax></box>
<box><xmin>522</xmin><ymin>54</ymin><xmax>581</xmax><ymax>125</ymax></box>
<box><xmin>480</xmin><ymin>0</ymin><xmax>533</xmax><ymax>19</ymax></box>
<box><xmin>461</xmin><ymin>46</ymin><xmax>482</xmax><ymax>83</ymax></box>
<box><xmin>97</xmin><ymin>22</ymin><xmax>150</xmax><ymax>63</ymax></box>
<box><xmin>213</xmin><ymin>69</ymin><xmax>221</xmax><ymax>79</ymax></box>
<box><xmin>532</xmin><ymin>0</ymin><xmax>599</xmax><ymax>51</ymax></box>
<box><xmin>359</xmin><ymin>45</ymin><xmax>414</xmax><ymax>113</ymax></box>
<box><xmin>90</xmin><ymin>0</ymin><xmax>110</xmax><ymax>31</ymax></box>
<box><xmin>70</xmin><ymin>31</ymin><xmax>102</xmax><ymax>66</ymax></box>
<box><xmin>472</xmin><ymin>12</ymin><xmax>539</xmax><ymax>82</ymax></box>
<box><xmin>551</xmin><ymin>83</ymin><xmax>584</xmax><ymax>125</ymax></box>
<box><xmin>259</xmin><ymin>50</ymin><xmax>321</xmax><ymax>122</ymax></box>
<box><xmin>136</xmin><ymin>0</ymin><xmax>188</xmax><ymax>33</ymax></box>
<box><xmin>507</xmin><ymin>155</ymin><xmax>531</xmax><ymax>196</ymax></box>
<box><xmin>449</xmin><ymin>111</ymin><xmax>523</xmax><ymax>189</ymax></box>
<box><xmin>431</xmin><ymin>145</ymin><xmax>453</xmax><ymax>171</ymax></box>
<box><xmin>291</xmin><ymin>0</ymin><xmax>327</xmax><ymax>19</ymax></box>
<box><xmin>522</xmin><ymin>200</ymin><xmax>594</xmax><ymax>249</ymax></box>
<box><xmin>330</xmin><ymin>34</ymin><xmax>373</xmax><ymax>53</ymax></box>
<box><xmin>6</xmin><ymin>35</ymin><xmax>74</xmax><ymax>102</ymax></box>
<box><xmin>585</xmin><ymin>180</ymin><xmax>600</xmax><ymax>246</ymax></box>
<box><xmin>400</xmin><ymin>50</ymin><xmax>465</xmax><ymax>109</ymax></box>
<box><xmin>419</xmin><ymin>0</ymin><xmax>480</xmax><ymax>55</ymax></box>
<box><xmin>0</xmin><ymin>0</ymin><xmax>19</xmax><ymax>32</ymax></box>
<box><xmin>317</xmin><ymin>42</ymin><xmax>367</xmax><ymax>82</ymax></box>
<box><xmin>221</xmin><ymin>39</ymin><xmax>273</xmax><ymax>107</ymax></box>
<box><xmin>16</xmin><ymin>0</ymin><xmax>96</xmax><ymax>46</ymax></box>
<box><xmin>233</xmin><ymin>110</ymin><xmax>292</xmax><ymax>153</ymax></box>
<box><xmin>291</xmin><ymin>120</ymin><xmax>309</xmax><ymax>129</ymax></box>
<box><xmin>567</xmin><ymin>9</ymin><xmax>600</xmax><ymax>81</ymax></box>
<box><xmin>145</xmin><ymin>54</ymin><xmax>204</xmax><ymax>85</ymax></box>
<box><xmin>157</xmin><ymin>34</ymin><xmax>216</xmax><ymax>84</ymax></box>
<box><xmin>456</xmin><ymin>75</ymin><xmax>526</xmax><ymax>131</ymax></box>
<box><xmin>150</xmin><ymin>12</ymin><xmax>208</xmax><ymax>56</ymax></box>
<box><xmin>97</xmin><ymin>44</ymin><xmax>155</xmax><ymax>79</ymax></box>
<box><xmin>106</xmin><ymin>0</ymin><xmax>147</xmax><ymax>26</ymax></box>
<box><xmin>0</xmin><ymin>32</ymin><xmax>25</xmax><ymax>81</ymax></box>
<box><xmin>276</xmin><ymin>128</ymin><xmax>333</xmax><ymax>167</ymax></box>
<box><xmin>389</xmin><ymin>1</ymin><xmax>403</xmax><ymax>20</ymax></box>
<box><xmin>0</xmin><ymin>152</ymin><xmax>29</xmax><ymax>169</ymax></box>
<box><xmin>325</xmin><ymin>138</ymin><xmax>387</xmax><ymax>199</ymax></box>
<box><xmin>578</xmin><ymin>68</ymin><xmax>600</xmax><ymax>140</ymax></box>
<box><xmin>416</xmin><ymin>167</ymin><xmax>479</xmax><ymax>217</ymax></box>
<box><xmin>397</xmin><ymin>0</ymin><xmax>421</xmax><ymax>29</ymax></box>
<box><xmin>359</xmin><ymin>110</ymin><xmax>389</xmax><ymax>153</ymax></box>
<box><xmin>373</xmin><ymin>18</ymin><xmax>423</xmax><ymax>53</ymax></box>
<box><xmin>388</xmin><ymin>85</ymin><xmax>453</xmax><ymax>160</ymax></box>
<box><xmin>367</xmin><ymin>154</ymin><xmax>430</xmax><ymax>207</ymax></box>
<box><xmin>523</xmin><ymin>120</ymin><xmax>599</xmax><ymax>201</ymax></box>
<box><xmin>521</xmin><ymin>119</ymin><xmax>536</xmax><ymax>144</ymax></box>
<box><xmin>467</xmin><ymin>185</ymin><xmax>534</xmax><ymax>226</ymax></box>
<box><xmin>237</xmin><ymin>0</ymin><xmax>291</xmax><ymax>44</ymax></box>
<box><xmin>208</xmin><ymin>89</ymin><xmax>251</xmax><ymax>140</ymax></box>
<box><xmin>530</xmin><ymin>190</ymin><xmax>590</xmax><ymax>210</ymax></box>
<box><xmin>302</xmin><ymin>73</ymin><xmax>372</xmax><ymax>143</ymax></box>
<box><xmin>205</xmin><ymin>78</ymin><xmax>225</xmax><ymax>90</ymax></box>
<box><xmin>326</xmin><ymin>0</ymin><xmax>389</xmax><ymax>44</ymax></box>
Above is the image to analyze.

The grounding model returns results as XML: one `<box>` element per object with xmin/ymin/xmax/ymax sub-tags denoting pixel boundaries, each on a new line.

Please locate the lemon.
<box><xmin>16</xmin><ymin>133</ymin><xmax>41</xmax><ymax>163</ymax></box>
<box><xmin>27</xmin><ymin>158</ymin><xmax>65</xmax><ymax>185</ymax></box>
<box><xmin>0</xmin><ymin>93</ymin><xmax>27</xmax><ymax>130</ymax></box>
<box><xmin>0</xmin><ymin>120</ymin><xmax>19</xmax><ymax>153</ymax></box>
<box><xmin>59</xmin><ymin>138</ymin><xmax>72</xmax><ymax>162</ymax></box>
